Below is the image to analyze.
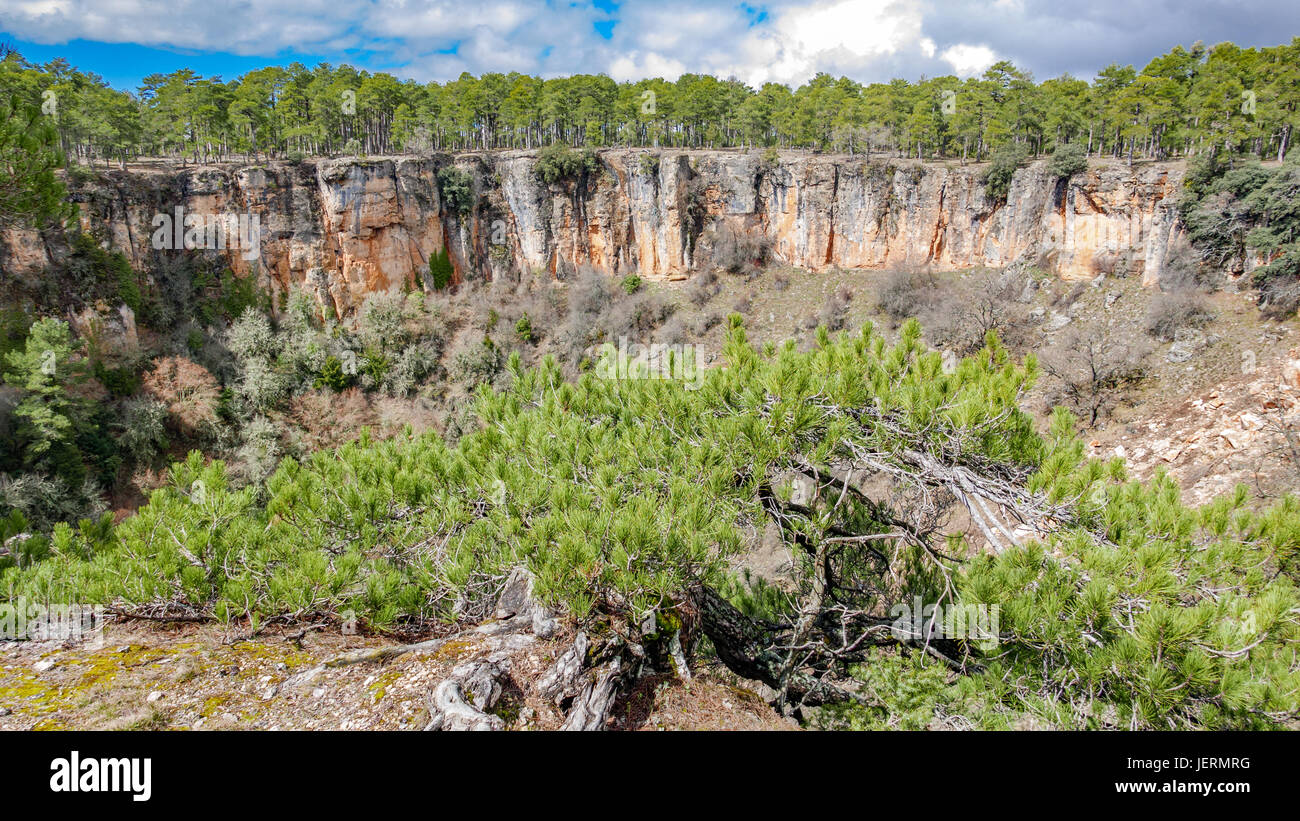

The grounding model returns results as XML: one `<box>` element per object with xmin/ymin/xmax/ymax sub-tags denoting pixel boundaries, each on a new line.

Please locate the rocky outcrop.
<box><xmin>1</xmin><ymin>150</ymin><xmax>1185</xmax><ymax>317</ymax></box>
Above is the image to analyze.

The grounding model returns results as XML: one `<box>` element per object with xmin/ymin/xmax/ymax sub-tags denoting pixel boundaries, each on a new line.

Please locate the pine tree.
<box><xmin>427</xmin><ymin>248</ymin><xmax>453</xmax><ymax>291</ymax></box>
<box><xmin>5</xmin><ymin>318</ymin><xmax>1297</xmax><ymax>728</ymax></box>
<box><xmin>0</xmin><ymin>95</ymin><xmax>74</xmax><ymax>228</ymax></box>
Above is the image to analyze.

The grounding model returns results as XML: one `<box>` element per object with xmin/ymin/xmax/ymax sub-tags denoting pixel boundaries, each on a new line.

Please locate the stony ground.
<box><xmin>0</xmin><ymin>623</ymin><xmax>790</xmax><ymax>731</ymax></box>
<box><xmin>1058</xmin><ymin>278</ymin><xmax>1300</xmax><ymax>505</ymax></box>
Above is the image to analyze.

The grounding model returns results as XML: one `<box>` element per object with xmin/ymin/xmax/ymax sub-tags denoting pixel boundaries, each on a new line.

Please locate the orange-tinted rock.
<box><xmin>4</xmin><ymin>151</ymin><xmax>1186</xmax><ymax>316</ymax></box>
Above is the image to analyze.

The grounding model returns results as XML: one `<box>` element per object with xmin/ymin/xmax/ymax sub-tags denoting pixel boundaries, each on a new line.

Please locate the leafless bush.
<box><xmin>875</xmin><ymin>266</ymin><xmax>938</xmax><ymax>322</ymax></box>
<box><xmin>818</xmin><ymin>286</ymin><xmax>853</xmax><ymax>331</ymax></box>
<box><xmin>567</xmin><ymin>266</ymin><xmax>618</xmax><ymax>319</ymax></box>
<box><xmin>693</xmin><ymin>312</ymin><xmax>723</xmax><ymax>334</ymax></box>
<box><xmin>1049</xmin><ymin>281</ymin><xmax>1089</xmax><ymax>311</ymax></box>
<box><xmin>550</xmin><ymin>267</ymin><xmax>675</xmax><ymax>366</ymax></box>
<box><xmin>374</xmin><ymin>396</ymin><xmax>440</xmax><ymax>439</ymax></box>
<box><xmin>141</xmin><ymin>355</ymin><xmax>220</xmax><ymax>437</ymax></box>
<box><xmin>924</xmin><ymin>270</ymin><xmax>1029</xmax><ymax>355</ymax></box>
<box><xmin>656</xmin><ymin>315</ymin><xmax>688</xmax><ymax>345</ymax></box>
<box><xmin>1159</xmin><ymin>238</ymin><xmax>1219</xmax><ymax>292</ymax></box>
<box><xmin>1042</xmin><ymin>323</ymin><xmax>1151</xmax><ymax>427</ymax></box>
<box><xmin>686</xmin><ymin>270</ymin><xmax>722</xmax><ymax>306</ymax></box>
<box><xmin>550</xmin><ymin>267</ymin><xmax>618</xmax><ymax>364</ymax></box>
<box><xmin>604</xmin><ymin>291</ymin><xmax>674</xmax><ymax>340</ymax></box>
<box><xmin>497</xmin><ymin>278</ymin><xmax>562</xmax><ymax>345</ymax></box>
<box><xmin>287</xmin><ymin>388</ymin><xmax>377</xmax><ymax>451</ymax></box>
<box><xmin>1261</xmin><ymin>405</ymin><xmax>1300</xmax><ymax>480</ymax></box>
<box><xmin>1144</xmin><ymin>290</ymin><xmax>1214</xmax><ymax>342</ymax></box>
<box><xmin>1090</xmin><ymin>249</ymin><xmax>1131</xmax><ymax>278</ymax></box>
<box><xmin>1259</xmin><ymin>276</ymin><xmax>1300</xmax><ymax>320</ymax></box>
<box><xmin>710</xmin><ymin>224</ymin><xmax>771</xmax><ymax>277</ymax></box>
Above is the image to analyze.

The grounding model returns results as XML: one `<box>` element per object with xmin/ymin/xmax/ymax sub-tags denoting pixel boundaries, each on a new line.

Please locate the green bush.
<box><xmin>620</xmin><ymin>274</ymin><xmax>643</xmax><ymax>295</ymax></box>
<box><xmin>1047</xmin><ymin>142</ymin><xmax>1088</xmax><ymax>179</ymax></box>
<box><xmin>93</xmin><ymin>359</ymin><xmax>140</xmax><ymax>398</ymax></box>
<box><xmin>1179</xmin><ymin>156</ymin><xmax>1300</xmax><ymax>317</ymax></box>
<box><xmin>428</xmin><ymin>248</ymin><xmax>454</xmax><ymax>291</ymax></box>
<box><xmin>535</xmin><ymin>144</ymin><xmax>598</xmax><ymax>185</ymax></box>
<box><xmin>449</xmin><ymin>335</ymin><xmax>501</xmax><ymax>389</ymax></box>
<box><xmin>436</xmin><ymin>166</ymin><xmax>475</xmax><ymax>215</ymax></box>
<box><xmin>983</xmin><ymin>143</ymin><xmax>1028</xmax><ymax>202</ymax></box>
<box><xmin>314</xmin><ymin>354</ymin><xmax>353</xmax><ymax>391</ymax></box>
<box><xmin>192</xmin><ymin>268</ymin><xmax>265</xmax><ymax>327</ymax></box>
<box><xmin>515</xmin><ymin>313</ymin><xmax>534</xmax><ymax>343</ymax></box>
<box><xmin>115</xmin><ymin>398</ymin><xmax>169</xmax><ymax>465</ymax></box>
<box><xmin>63</xmin><ymin>232</ymin><xmax>144</xmax><ymax>317</ymax></box>
<box><xmin>362</xmin><ymin>349</ymin><xmax>390</xmax><ymax>385</ymax></box>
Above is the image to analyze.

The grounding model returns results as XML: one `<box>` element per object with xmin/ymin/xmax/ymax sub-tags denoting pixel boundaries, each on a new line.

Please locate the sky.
<box><xmin>1</xmin><ymin>0</ymin><xmax>1298</xmax><ymax>92</ymax></box>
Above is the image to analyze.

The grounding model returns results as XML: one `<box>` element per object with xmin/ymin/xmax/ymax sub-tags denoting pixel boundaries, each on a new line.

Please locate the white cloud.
<box><xmin>751</xmin><ymin>0</ymin><xmax>927</xmax><ymax>85</ymax></box>
<box><xmin>3</xmin><ymin>0</ymin><xmax>1295</xmax><ymax>89</ymax></box>
<box><xmin>595</xmin><ymin>0</ymin><xmax>942</xmax><ymax>86</ymax></box>
<box><xmin>0</xmin><ymin>0</ymin><xmax>945</xmax><ymax>85</ymax></box>
<box><xmin>608</xmin><ymin>52</ymin><xmax>687</xmax><ymax>83</ymax></box>
<box><xmin>0</xmin><ymin>0</ymin><xmax>365</xmax><ymax>55</ymax></box>
<box><xmin>939</xmin><ymin>43</ymin><xmax>998</xmax><ymax>77</ymax></box>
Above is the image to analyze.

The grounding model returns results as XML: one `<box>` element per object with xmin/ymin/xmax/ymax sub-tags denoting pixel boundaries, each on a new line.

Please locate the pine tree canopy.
<box><xmin>4</xmin><ymin>317</ymin><xmax>1298</xmax><ymax>729</ymax></box>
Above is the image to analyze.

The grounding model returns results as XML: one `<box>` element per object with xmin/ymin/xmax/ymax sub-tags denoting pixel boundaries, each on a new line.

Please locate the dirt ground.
<box><xmin>0</xmin><ymin>622</ymin><xmax>790</xmax><ymax>731</ymax></box>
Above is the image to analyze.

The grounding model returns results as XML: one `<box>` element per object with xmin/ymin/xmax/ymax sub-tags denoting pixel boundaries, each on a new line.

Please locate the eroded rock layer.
<box><xmin>2</xmin><ymin>150</ymin><xmax>1184</xmax><ymax>316</ymax></box>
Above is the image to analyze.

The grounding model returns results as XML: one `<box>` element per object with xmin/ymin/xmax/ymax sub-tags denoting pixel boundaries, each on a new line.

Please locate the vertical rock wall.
<box><xmin>0</xmin><ymin>150</ymin><xmax>1185</xmax><ymax>317</ymax></box>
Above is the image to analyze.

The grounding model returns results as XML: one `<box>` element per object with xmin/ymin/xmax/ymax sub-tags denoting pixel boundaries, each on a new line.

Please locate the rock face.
<box><xmin>2</xmin><ymin>150</ymin><xmax>1185</xmax><ymax>317</ymax></box>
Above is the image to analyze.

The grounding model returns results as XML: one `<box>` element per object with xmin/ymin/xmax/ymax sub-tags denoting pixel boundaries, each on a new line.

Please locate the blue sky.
<box><xmin>2</xmin><ymin>1</ymin><xmax>1297</xmax><ymax>93</ymax></box>
<box><xmin>1</xmin><ymin>38</ymin><xmax>336</xmax><ymax>89</ymax></box>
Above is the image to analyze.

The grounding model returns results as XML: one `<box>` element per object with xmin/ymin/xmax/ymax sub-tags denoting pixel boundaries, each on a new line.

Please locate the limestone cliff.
<box><xmin>1</xmin><ymin>150</ymin><xmax>1185</xmax><ymax>317</ymax></box>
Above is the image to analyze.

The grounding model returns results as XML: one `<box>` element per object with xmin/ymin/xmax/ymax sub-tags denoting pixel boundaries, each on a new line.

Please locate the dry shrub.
<box><xmin>568</xmin><ymin>266</ymin><xmax>617</xmax><ymax>319</ymax></box>
<box><xmin>286</xmin><ymin>388</ymin><xmax>376</xmax><ymax>451</ymax></box>
<box><xmin>141</xmin><ymin>355</ymin><xmax>220</xmax><ymax>436</ymax></box>
<box><xmin>1259</xmin><ymin>276</ymin><xmax>1300</xmax><ymax>321</ymax></box>
<box><xmin>129</xmin><ymin>466</ymin><xmax>169</xmax><ymax>495</ymax></box>
<box><xmin>1144</xmin><ymin>290</ymin><xmax>1214</xmax><ymax>342</ymax></box>
<box><xmin>693</xmin><ymin>312</ymin><xmax>723</xmax><ymax>335</ymax></box>
<box><xmin>1159</xmin><ymin>238</ymin><xmax>1218</xmax><ymax>292</ymax></box>
<box><xmin>1042</xmin><ymin>324</ymin><xmax>1151</xmax><ymax>427</ymax></box>
<box><xmin>1049</xmin><ymin>281</ymin><xmax>1088</xmax><ymax>310</ymax></box>
<box><xmin>875</xmin><ymin>266</ymin><xmax>937</xmax><ymax>321</ymax></box>
<box><xmin>656</xmin><ymin>315</ymin><xmax>689</xmax><ymax>345</ymax></box>
<box><xmin>375</xmin><ymin>396</ymin><xmax>440</xmax><ymax>438</ymax></box>
<box><xmin>1090</xmin><ymin>249</ymin><xmax>1134</xmax><ymax>278</ymax></box>
<box><xmin>710</xmin><ymin>223</ymin><xmax>771</xmax><ymax>277</ymax></box>
<box><xmin>818</xmin><ymin>286</ymin><xmax>853</xmax><ymax>331</ymax></box>
<box><xmin>924</xmin><ymin>270</ymin><xmax>1029</xmax><ymax>355</ymax></box>
<box><xmin>604</xmin><ymin>291</ymin><xmax>674</xmax><ymax>340</ymax></box>
<box><xmin>686</xmin><ymin>270</ymin><xmax>722</xmax><ymax>306</ymax></box>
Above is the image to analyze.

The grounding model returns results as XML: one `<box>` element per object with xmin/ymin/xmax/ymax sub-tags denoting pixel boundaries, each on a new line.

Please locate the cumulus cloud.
<box><xmin>0</xmin><ymin>0</ymin><xmax>363</xmax><ymax>55</ymax></box>
<box><xmin>747</xmin><ymin>0</ymin><xmax>929</xmax><ymax>85</ymax></box>
<box><xmin>939</xmin><ymin>43</ymin><xmax>998</xmax><ymax>77</ymax></box>
<box><xmin>1</xmin><ymin>0</ymin><xmax>1297</xmax><ymax>86</ymax></box>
